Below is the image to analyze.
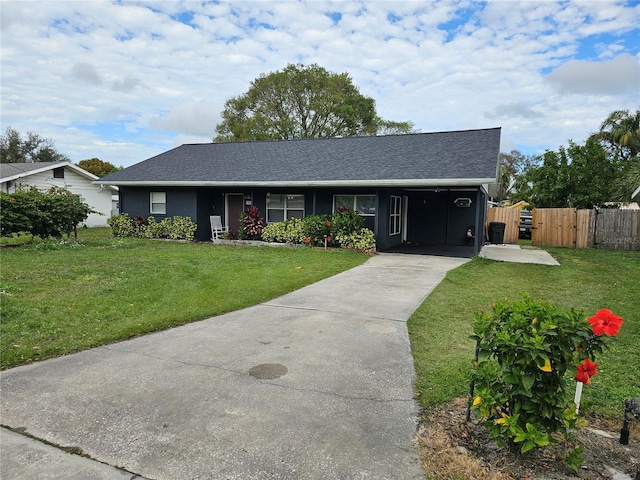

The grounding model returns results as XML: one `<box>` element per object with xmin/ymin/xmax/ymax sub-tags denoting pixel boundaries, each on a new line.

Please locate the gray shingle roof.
<box><xmin>0</xmin><ymin>162</ymin><xmax>63</xmax><ymax>181</ymax></box>
<box><xmin>98</xmin><ymin>128</ymin><xmax>501</xmax><ymax>187</ymax></box>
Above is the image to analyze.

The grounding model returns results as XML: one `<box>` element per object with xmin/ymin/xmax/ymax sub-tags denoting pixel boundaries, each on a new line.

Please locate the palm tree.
<box><xmin>595</xmin><ymin>108</ymin><xmax>640</xmax><ymax>160</ymax></box>
<box><xmin>614</xmin><ymin>161</ymin><xmax>640</xmax><ymax>202</ymax></box>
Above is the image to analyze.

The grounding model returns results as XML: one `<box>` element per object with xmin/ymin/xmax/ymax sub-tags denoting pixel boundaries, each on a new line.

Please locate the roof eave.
<box><xmin>1</xmin><ymin>162</ymin><xmax>100</xmax><ymax>183</ymax></box>
<box><xmin>95</xmin><ymin>178</ymin><xmax>497</xmax><ymax>188</ymax></box>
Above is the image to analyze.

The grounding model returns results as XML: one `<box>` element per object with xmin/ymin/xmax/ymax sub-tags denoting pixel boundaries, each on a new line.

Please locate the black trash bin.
<box><xmin>489</xmin><ymin>222</ymin><xmax>506</xmax><ymax>244</ymax></box>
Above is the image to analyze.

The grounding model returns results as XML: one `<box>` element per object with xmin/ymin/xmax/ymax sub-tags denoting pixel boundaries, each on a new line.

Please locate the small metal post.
<box><xmin>466</xmin><ymin>340</ymin><xmax>480</xmax><ymax>422</ymax></box>
<box><xmin>620</xmin><ymin>397</ymin><xmax>640</xmax><ymax>445</ymax></box>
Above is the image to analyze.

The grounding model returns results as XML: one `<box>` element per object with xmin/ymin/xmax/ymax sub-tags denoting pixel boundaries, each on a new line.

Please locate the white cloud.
<box><xmin>486</xmin><ymin>103</ymin><xmax>544</xmax><ymax>120</ymax></box>
<box><xmin>149</xmin><ymin>101</ymin><xmax>222</xmax><ymax>137</ymax></box>
<box><xmin>71</xmin><ymin>62</ymin><xmax>102</xmax><ymax>85</ymax></box>
<box><xmin>546</xmin><ymin>53</ymin><xmax>640</xmax><ymax>94</ymax></box>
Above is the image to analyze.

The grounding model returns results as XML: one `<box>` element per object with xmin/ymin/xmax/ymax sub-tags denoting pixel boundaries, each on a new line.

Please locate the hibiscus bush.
<box><xmin>470</xmin><ymin>295</ymin><xmax>622</xmax><ymax>461</ymax></box>
<box><xmin>302</xmin><ymin>215</ymin><xmax>332</xmax><ymax>247</ymax></box>
<box><xmin>330</xmin><ymin>206</ymin><xmax>364</xmax><ymax>239</ymax></box>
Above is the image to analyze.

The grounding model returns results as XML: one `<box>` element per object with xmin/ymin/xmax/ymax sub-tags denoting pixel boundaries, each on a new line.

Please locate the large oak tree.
<box><xmin>77</xmin><ymin>158</ymin><xmax>120</xmax><ymax>177</ymax></box>
<box><xmin>214</xmin><ymin>63</ymin><xmax>414</xmax><ymax>142</ymax></box>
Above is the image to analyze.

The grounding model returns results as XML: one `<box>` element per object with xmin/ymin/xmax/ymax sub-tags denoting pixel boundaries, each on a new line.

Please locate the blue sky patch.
<box><xmin>438</xmin><ymin>5</ymin><xmax>478</xmax><ymax>42</ymax></box>
<box><xmin>325</xmin><ymin>11</ymin><xmax>342</xmax><ymax>25</ymax></box>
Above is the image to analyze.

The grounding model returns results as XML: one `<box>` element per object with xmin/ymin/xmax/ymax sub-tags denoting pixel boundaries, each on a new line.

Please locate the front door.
<box><xmin>226</xmin><ymin>194</ymin><xmax>244</xmax><ymax>236</ymax></box>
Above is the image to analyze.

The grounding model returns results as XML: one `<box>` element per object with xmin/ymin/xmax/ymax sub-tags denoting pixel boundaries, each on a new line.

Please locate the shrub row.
<box><xmin>107</xmin><ymin>214</ymin><xmax>197</xmax><ymax>240</ymax></box>
<box><xmin>261</xmin><ymin>207</ymin><xmax>375</xmax><ymax>251</ymax></box>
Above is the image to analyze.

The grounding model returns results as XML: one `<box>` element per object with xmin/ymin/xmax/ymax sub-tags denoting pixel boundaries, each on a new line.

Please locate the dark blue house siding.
<box><xmin>118</xmin><ymin>185</ymin><xmax>487</xmax><ymax>254</ymax></box>
<box><xmin>119</xmin><ymin>185</ymin><xmax>199</xmax><ymax>226</ymax></box>
<box><xmin>120</xmin><ymin>187</ymin><xmax>192</xmax><ymax>218</ymax></box>
<box><xmin>405</xmin><ymin>189</ymin><xmax>485</xmax><ymax>248</ymax></box>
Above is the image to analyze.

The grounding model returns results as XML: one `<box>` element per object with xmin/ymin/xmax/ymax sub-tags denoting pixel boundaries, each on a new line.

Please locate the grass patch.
<box><xmin>408</xmin><ymin>247</ymin><xmax>640</xmax><ymax>416</ymax></box>
<box><xmin>0</xmin><ymin>228</ymin><xmax>369</xmax><ymax>369</ymax></box>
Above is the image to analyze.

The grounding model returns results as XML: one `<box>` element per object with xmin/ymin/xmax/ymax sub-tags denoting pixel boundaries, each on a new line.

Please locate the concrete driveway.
<box><xmin>1</xmin><ymin>253</ymin><xmax>469</xmax><ymax>480</ymax></box>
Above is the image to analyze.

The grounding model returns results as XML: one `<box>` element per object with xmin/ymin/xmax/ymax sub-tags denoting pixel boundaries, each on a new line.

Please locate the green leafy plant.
<box><xmin>262</xmin><ymin>217</ymin><xmax>305</xmax><ymax>244</ymax></box>
<box><xmin>107</xmin><ymin>214</ymin><xmax>196</xmax><ymax>240</ymax></box>
<box><xmin>329</xmin><ymin>206</ymin><xmax>364</xmax><ymax>242</ymax></box>
<box><xmin>564</xmin><ymin>444</ymin><xmax>585</xmax><ymax>473</ymax></box>
<box><xmin>168</xmin><ymin>216</ymin><xmax>197</xmax><ymax>240</ymax></box>
<box><xmin>470</xmin><ymin>295</ymin><xmax>622</xmax><ymax>460</ymax></box>
<box><xmin>302</xmin><ymin>215</ymin><xmax>332</xmax><ymax>247</ymax></box>
<box><xmin>107</xmin><ymin>213</ymin><xmax>135</xmax><ymax>237</ymax></box>
<box><xmin>261</xmin><ymin>222</ymin><xmax>286</xmax><ymax>243</ymax></box>
<box><xmin>334</xmin><ymin>228</ymin><xmax>375</xmax><ymax>251</ymax></box>
<box><xmin>140</xmin><ymin>216</ymin><xmax>170</xmax><ymax>238</ymax></box>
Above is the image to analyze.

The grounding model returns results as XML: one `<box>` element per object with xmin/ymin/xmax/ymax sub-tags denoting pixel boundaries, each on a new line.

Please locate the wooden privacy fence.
<box><xmin>533</xmin><ymin>208</ymin><xmax>640</xmax><ymax>250</ymax></box>
<box><xmin>486</xmin><ymin>207</ymin><xmax>640</xmax><ymax>250</ymax></box>
<box><xmin>485</xmin><ymin>208</ymin><xmax>519</xmax><ymax>244</ymax></box>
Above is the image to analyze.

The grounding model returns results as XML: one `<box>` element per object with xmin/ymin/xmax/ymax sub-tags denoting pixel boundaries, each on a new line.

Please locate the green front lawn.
<box><xmin>408</xmin><ymin>247</ymin><xmax>640</xmax><ymax>416</ymax></box>
<box><xmin>2</xmin><ymin>229</ymin><xmax>638</xmax><ymax>418</ymax></box>
<box><xmin>0</xmin><ymin>228</ymin><xmax>369</xmax><ymax>369</ymax></box>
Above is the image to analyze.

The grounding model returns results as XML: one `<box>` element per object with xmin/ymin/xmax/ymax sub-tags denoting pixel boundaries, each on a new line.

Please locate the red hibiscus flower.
<box><xmin>588</xmin><ymin>309</ymin><xmax>623</xmax><ymax>336</ymax></box>
<box><xmin>326</xmin><ymin>221</ymin><xmax>331</xmax><ymax>227</ymax></box>
<box><xmin>305</xmin><ymin>237</ymin><xmax>311</xmax><ymax>244</ymax></box>
<box><xmin>575</xmin><ymin>358</ymin><xmax>598</xmax><ymax>384</ymax></box>
<box><xmin>326</xmin><ymin>236</ymin><xmax>331</xmax><ymax>243</ymax></box>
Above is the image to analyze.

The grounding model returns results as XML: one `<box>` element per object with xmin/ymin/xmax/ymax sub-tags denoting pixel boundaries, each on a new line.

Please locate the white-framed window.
<box><xmin>150</xmin><ymin>192</ymin><xmax>166</xmax><ymax>214</ymax></box>
<box><xmin>333</xmin><ymin>195</ymin><xmax>376</xmax><ymax>216</ymax></box>
<box><xmin>267</xmin><ymin>194</ymin><xmax>305</xmax><ymax>222</ymax></box>
<box><xmin>390</xmin><ymin>195</ymin><xmax>401</xmax><ymax>235</ymax></box>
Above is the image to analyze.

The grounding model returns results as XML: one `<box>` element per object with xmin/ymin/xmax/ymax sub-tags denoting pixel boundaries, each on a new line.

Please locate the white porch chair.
<box><xmin>210</xmin><ymin>215</ymin><xmax>229</xmax><ymax>240</ymax></box>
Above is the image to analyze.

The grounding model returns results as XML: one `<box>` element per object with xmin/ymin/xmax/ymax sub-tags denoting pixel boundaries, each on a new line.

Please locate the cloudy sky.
<box><xmin>1</xmin><ymin>1</ymin><xmax>639</xmax><ymax>168</ymax></box>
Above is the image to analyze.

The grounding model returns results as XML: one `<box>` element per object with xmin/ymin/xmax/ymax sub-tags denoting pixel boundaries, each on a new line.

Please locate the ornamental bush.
<box><xmin>261</xmin><ymin>222</ymin><xmax>284</xmax><ymax>243</ymax></box>
<box><xmin>330</xmin><ymin>206</ymin><xmax>364</xmax><ymax>240</ymax></box>
<box><xmin>1</xmin><ymin>187</ymin><xmax>93</xmax><ymax>238</ymax></box>
<box><xmin>168</xmin><ymin>216</ymin><xmax>197</xmax><ymax>240</ymax></box>
<box><xmin>240</xmin><ymin>206</ymin><xmax>264</xmax><ymax>240</ymax></box>
<box><xmin>262</xmin><ymin>218</ymin><xmax>305</xmax><ymax>244</ymax></box>
<box><xmin>140</xmin><ymin>216</ymin><xmax>169</xmax><ymax>238</ymax></box>
<box><xmin>107</xmin><ymin>213</ymin><xmax>135</xmax><ymax>237</ymax></box>
<box><xmin>334</xmin><ymin>228</ymin><xmax>376</xmax><ymax>251</ymax></box>
<box><xmin>470</xmin><ymin>295</ymin><xmax>622</xmax><ymax>462</ymax></box>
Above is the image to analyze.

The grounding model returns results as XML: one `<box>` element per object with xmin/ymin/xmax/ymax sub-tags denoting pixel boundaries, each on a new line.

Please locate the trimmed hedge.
<box><xmin>107</xmin><ymin>214</ymin><xmax>197</xmax><ymax>241</ymax></box>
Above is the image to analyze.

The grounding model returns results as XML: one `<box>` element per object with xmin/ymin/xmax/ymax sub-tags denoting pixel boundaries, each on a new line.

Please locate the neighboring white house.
<box><xmin>0</xmin><ymin>161</ymin><xmax>117</xmax><ymax>227</ymax></box>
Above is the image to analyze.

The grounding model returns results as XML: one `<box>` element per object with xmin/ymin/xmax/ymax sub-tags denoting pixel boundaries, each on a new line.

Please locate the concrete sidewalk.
<box><xmin>479</xmin><ymin>244</ymin><xmax>560</xmax><ymax>266</ymax></box>
<box><xmin>1</xmin><ymin>253</ymin><xmax>469</xmax><ymax>480</ymax></box>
